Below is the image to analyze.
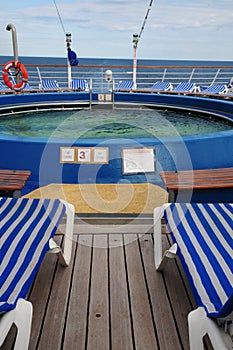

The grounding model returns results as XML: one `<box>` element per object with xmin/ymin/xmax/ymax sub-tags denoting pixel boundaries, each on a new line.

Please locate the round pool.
<box><xmin>0</xmin><ymin>107</ymin><xmax>232</xmax><ymax>138</ymax></box>
<box><xmin>0</xmin><ymin>92</ymin><xmax>232</xmax><ymax>202</ymax></box>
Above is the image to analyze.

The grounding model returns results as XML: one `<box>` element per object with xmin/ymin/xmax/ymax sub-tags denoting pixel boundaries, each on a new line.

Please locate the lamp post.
<box><xmin>66</xmin><ymin>32</ymin><xmax>72</xmax><ymax>88</ymax></box>
<box><xmin>132</xmin><ymin>33</ymin><xmax>139</xmax><ymax>90</ymax></box>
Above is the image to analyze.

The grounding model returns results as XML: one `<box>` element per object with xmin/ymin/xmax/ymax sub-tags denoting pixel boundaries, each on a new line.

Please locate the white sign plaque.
<box><xmin>93</xmin><ymin>148</ymin><xmax>108</xmax><ymax>163</ymax></box>
<box><xmin>122</xmin><ymin>147</ymin><xmax>155</xmax><ymax>174</ymax></box>
<box><xmin>60</xmin><ymin>147</ymin><xmax>75</xmax><ymax>163</ymax></box>
<box><xmin>78</xmin><ymin>148</ymin><xmax>91</xmax><ymax>163</ymax></box>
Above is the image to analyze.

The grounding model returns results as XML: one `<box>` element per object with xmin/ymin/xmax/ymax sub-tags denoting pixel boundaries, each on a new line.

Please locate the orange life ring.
<box><xmin>2</xmin><ymin>60</ymin><xmax>28</xmax><ymax>91</ymax></box>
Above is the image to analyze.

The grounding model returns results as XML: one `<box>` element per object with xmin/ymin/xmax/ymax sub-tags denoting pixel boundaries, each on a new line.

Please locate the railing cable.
<box><xmin>52</xmin><ymin>0</ymin><xmax>66</xmax><ymax>35</ymax></box>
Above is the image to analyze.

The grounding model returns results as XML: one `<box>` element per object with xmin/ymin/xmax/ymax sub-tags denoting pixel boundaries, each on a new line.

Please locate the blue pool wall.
<box><xmin>0</xmin><ymin>92</ymin><xmax>232</xmax><ymax>200</ymax></box>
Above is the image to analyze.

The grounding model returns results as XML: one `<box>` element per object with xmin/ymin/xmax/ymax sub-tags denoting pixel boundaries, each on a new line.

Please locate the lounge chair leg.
<box><xmin>0</xmin><ymin>299</ymin><xmax>33</xmax><ymax>350</ymax></box>
<box><xmin>188</xmin><ymin>307</ymin><xmax>232</xmax><ymax>350</ymax></box>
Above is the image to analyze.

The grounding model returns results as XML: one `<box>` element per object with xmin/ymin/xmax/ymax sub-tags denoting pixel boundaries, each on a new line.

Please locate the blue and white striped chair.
<box><xmin>200</xmin><ymin>84</ymin><xmax>229</xmax><ymax>95</ymax></box>
<box><xmin>0</xmin><ymin>197</ymin><xmax>74</xmax><ymax>349</ymax></box>
<box><xmin>40</xmin><ymin>79</ymin><xmax>60</xmax><ymax>90</ymax></box>
<box><xmin>71</xmin><ymin>79</ymin><xmax>88</xmax><ymax>91</ymax></box>
<box><xmin>115</xmin><ymin>80</ymin><xmax>134</xmax><ymax>91</ymax></box>
<box><xmin>173</xmin><ymin>82</ymin><xmax>200</xmax><ymax>93</ymax></box>
<box><xmin>151</xmin><ymin>81</ymin><xmax>173</xmax><ymax>91</ymax></box>
<box><xmin>154</xmin><ymin>203</ymin><xmax>233</xmax><ymax>350</ymax></box>
<box><xmin>0</xmin><ymin>82</ymin><xmax>10</xmax><ymax>92</ymax></box>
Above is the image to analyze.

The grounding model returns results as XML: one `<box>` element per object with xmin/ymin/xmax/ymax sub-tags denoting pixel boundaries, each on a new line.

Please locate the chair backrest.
<box><xmin>71</xmin><ymin>79</ymin><xmax>88</xmax><ymax>91</ymax></box>
<box><xmin>116</xmin><ymin>80</ymin><xmax>134</xmax><ymax>91</ymax></box>
<box><xmin>164</xmin><ymin>203</ymin><xmax>233</xmax><ymax>319</ymax></box>
<box><xmin>0</xmin><ymin>82</ymin><xmax>10</xmax><ymax>91</ymax></box>
<box><xmin>40</xmin><ymin>80</ymin><xmax>59</xmax><ymax>90</ymax></box>
<box><xmin>174</xmin><ymin>82</ymin><xmax>195</xmax><ymax>92</ymax></box>
<box><xmin>0</xmin><ymin>198</ymin><xmax>66</xmax><ymax>313</ymax></box>
<box><xmin>202</xmin><ymin>84</ymin><xmax>227</xmax><ymax>94</ymax></box>
<box><xmin>151</xmin><ymin>81</ymin><xmax>172</xmax><ymax>91</ymax></box>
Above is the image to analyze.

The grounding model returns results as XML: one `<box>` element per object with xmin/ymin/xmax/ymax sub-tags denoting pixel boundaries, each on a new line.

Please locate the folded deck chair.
<box><xmin>154</xmin><ymin>203</ymin><xmax>233</xmax><ymax>350</ymax></box>
<box><xmin>201</xmin><ymin>84</ymin><xmax>229</xmax><ymax>95</ymax></box>
<box><xmin>173</xmin><ymin>82</ymin><xmax>200</xmax><ymax>93</ymax></box>
<box><xmin>0</xmin><ymin>197</ymin><xmax>74</xmax><ymax>349</ymax></box>
<box><xmin>151</xmin><ymin>81</ymin><xmax>173</xmax><ymax>91</ymax></box>
<box><xmin>40</xmin><ymin>79</ymin><xmax>60</xmax><ymax>90</ymax></box>
<box><xmin>71</xmin><ymin>79</ymin><xmax>88</xmax><ymax>91</ymax></box>
<box><xmin>115</xmin><ymin>80</ymin><xmax>134</xmax><ymax>91</ymax></box>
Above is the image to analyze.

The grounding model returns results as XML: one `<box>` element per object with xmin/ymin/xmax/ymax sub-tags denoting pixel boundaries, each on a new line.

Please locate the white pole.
<box><xmin>132</xmin><ymin>34</ymin><xmax>139</xmax><ymax>90</ymax></box>
<box><xmin>66</xmin><ymin>33</ymin><xmax>72</xmax><ymax>88</ymax></box>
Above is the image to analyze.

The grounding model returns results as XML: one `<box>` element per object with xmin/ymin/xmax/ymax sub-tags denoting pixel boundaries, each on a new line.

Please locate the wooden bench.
<box><xmin>0</xmin><ymin>169</ymin><xmax>31</xmax><ymax>197</ymax></box>
<box><xmin>160</xmin><ymin>167</ymin><xmax>233</xmax><ymax>202</ymax></box>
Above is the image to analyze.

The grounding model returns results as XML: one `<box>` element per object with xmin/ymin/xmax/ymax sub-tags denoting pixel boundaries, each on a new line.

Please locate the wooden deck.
<box><xmin>2</xmin><ymin>216</ymin><xmax>213</xmax><ymax>350</ymax></box>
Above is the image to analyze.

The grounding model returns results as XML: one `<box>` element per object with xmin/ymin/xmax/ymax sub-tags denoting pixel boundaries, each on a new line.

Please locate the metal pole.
<box><xmin>6</xmin><ymin>24</ymin><xmax>20</xmax><ymax>83</ymax></box>
<box><xmin>66</xmin><ymin>33</ymin><xmax>72</xmax><ymax>88</ymax></box>
<box><xmin>6</xmin><ymin>24</ymin><xmax>19</xmax><ymax>62</ymax></box>
<box><xmin>132</xmin><ymin>34</ymin><xmax>139</xmax><ymax>90</ymax></box>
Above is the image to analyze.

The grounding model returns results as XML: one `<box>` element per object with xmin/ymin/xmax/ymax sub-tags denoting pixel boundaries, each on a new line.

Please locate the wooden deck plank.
<box><xmin>139</xmin><ymin>234</ymin><xmax>183</xmax><ymax>349</ymax></box>
<box><xmin>124</xmin><ymin>234</ymin><xmax>159</xmax><ymax>350</ymax></box>
<box><xmin>109</xmin><ymin>234</ymin><xmax>134</xmax><ymax>350</ymax></box>
<box><xmin>32</xmin><ymin>236</ymin><xmax>76</xmax><ymax>350</ymax></box>
<box><xmin>86</xmin><ymin>235</ymin><xmax>109</xmax><ymax>350</ymax></box>
<box><xmin>160</xmin><ymin>234</ymin><xmax>192</xmax><ymax>350</ymax></box>
<box><xmin>63</xmin><ymin>235</ymin><xmax>93</xmax><ymax>349</ymax></box>
<box><xmin>28</xmin><ymin>240</ymin><xmax>61</xmax><ymax>349</ymax></box>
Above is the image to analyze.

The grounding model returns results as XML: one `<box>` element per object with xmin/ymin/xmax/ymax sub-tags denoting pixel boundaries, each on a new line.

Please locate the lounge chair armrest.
<box><xmin>0</xmin><ymin>299</ymin><xmax>33</xmax><ymax>349</ymax></box>
<box><xmin>58</xmin><ymin>200</ymin><xmax>75</xmax><ymax>266</ymax></box>
<box><xmin>153</xmin><ymin>203</ymin><xmax>172</xmax><ymax>270</ymax></box>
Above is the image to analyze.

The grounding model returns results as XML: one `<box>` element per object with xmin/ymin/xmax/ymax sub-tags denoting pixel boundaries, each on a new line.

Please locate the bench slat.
<box><xmin>160</xmin><ymin>167</ymin><xmax>233</xmax><ymax>190</ymax></box>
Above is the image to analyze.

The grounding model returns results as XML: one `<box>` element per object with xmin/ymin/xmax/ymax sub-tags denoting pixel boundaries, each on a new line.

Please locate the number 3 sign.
<box><xmin>77</xmin><ymin>148</ymin><xmax>91</xmax><ymax>163</ymax></box>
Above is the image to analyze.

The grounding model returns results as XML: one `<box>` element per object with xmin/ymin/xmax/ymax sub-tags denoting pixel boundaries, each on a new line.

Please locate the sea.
<box><xmin>0</xmin><ymin>55</ymin><xmax>233</xmax><ymax>67</ymax></box>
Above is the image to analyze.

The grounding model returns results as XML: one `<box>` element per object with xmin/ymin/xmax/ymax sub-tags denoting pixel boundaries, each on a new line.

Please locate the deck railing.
<box><xmin>1</xmin><ymin>63</ymin><xmax>233</xmax><ymax>92</ymax></box>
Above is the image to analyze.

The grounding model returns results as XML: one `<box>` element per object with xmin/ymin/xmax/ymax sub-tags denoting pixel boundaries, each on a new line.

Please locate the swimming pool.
<box><xmin>0</xmin><ymin>107</ymin><xmax>232</xmax><ymax>138</ymax></box>
<box><xmin>0</xmin><ymin>91</ymin><xmax>232</xmax><ymax>201</ymax></box>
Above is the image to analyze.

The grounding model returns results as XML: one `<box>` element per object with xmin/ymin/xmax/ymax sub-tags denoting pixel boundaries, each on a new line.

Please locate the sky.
<box><xmin>0</xmin><ymin>0</ymin><xmax>233</xmax><ymax>61</ymax></box>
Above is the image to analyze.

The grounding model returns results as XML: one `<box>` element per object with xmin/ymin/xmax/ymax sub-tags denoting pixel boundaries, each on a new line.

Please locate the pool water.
<box><xmin>0</xmin><ymin>108</ymin><xmax>231</xmax><ymax>138</ymax></box>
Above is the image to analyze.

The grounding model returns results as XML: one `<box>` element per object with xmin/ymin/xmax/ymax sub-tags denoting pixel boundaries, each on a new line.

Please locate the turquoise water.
<box><xmin>0</xmin><ymin>108</ymin><xmax>231</xmax><ymax>138</ymax></box>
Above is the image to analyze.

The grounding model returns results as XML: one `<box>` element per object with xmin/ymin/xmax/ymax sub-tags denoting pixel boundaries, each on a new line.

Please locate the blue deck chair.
<box><xmin>154</xmin><ymin>203</ymin><xmax>233</xmax><ymax>350</ymax></box>
<box><xmin>0</xmin><ymin>82</ymin><xmax>10</xmax><ymax>92</ymax></box>
<box><xmin>71</xmin><ymin>79</ymin><xmax>88</xmax><ymax>91</ymax></box>
<box><xmin>201</xmin><ymin>84</ymin><xmax>228</xmax><ymax>95</ymax></box>
<box><xmin>115</xmin><ymin>80</ymin><xmax>134</xmax><ymax>91</ymax></box>
<box><xmin>40</xmin><ymin>80</ymin><xmax>60</xmax><ymax>90</ymax></box>
<box><xmin>173</xmin><ymin>82</ymin><xmax>200</xmax><ymax>93</ymax></box>
<box><xmin>151</xmin><ymin>81</ymin><xmax>173</xmax><ymax>91</ymax></box>
<box><xmin>0</xmin><ymin>197</ymin><xmax>74</xmax><ymax>349</ymax></box>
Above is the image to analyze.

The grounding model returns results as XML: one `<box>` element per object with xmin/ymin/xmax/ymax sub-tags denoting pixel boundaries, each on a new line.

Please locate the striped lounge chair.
<box><xmin>40</xmin><ymin>79</ymin><xmax>60</xmax><ymax>90</ymax></box>
<box><xmin>0</xmin><ymin>82</ymin><xmax>11</xmax><ymax>93</ymax></box>
<box><xmin>200</xmin><ymin>84</ymin><xmax>229</xmax><ymax>95</ymax></box>
<box><xmin>150</xmin><ymin>81</ymin><xmax>173</xmax><ymax>92</ymax></box>
<box><xmin>115</xmin><ymin>80</ymin><xmax>134</xmax><ymax>91</ymax></box>
<box><xmin>154</xmin><ymin>203</ymin><xmax>233</xmax><ymax>350</ymax></box>
<box><xmin>173</xmin><ymin>82</ymin><xmax>200</xmax><ymax>93</ymax></box>
<box><xmin>0</xmin><ymin>198</ymin><xmax>74</xmax><ymax>349</ymax></box>
<box><xmin>71</xmin><ymin>79</ymin><xmax>88</xmax><ymax>91</ymax></box>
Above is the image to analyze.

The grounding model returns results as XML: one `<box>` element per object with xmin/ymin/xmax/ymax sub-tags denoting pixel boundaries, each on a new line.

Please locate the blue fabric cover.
<box><xmin>71</xmin><ymin>79</ymin><xmax>87</xmax><ymax>91</ymax></box>
<box><xmin>151</xmin><ymin>81</ymin><xmax>171</xmax><ymax>91</ymax></box>
<box><xmin>68</xmin><ymin>48</ymin><xmax>79</xmax><ymax>66</ymax></box>
<box><xmin>164</xmin><ymin>203</ymin><xmax>233</xmax><ymax>319</ymax></box>
<box><xmin>116</xmin><ymin>80</ymin><xmax>134</xmax><ymax>90</ymax></box>
<box><xmin>0</xmin><ymin>198</ymin><xmax>66</xmax><ymax>312</ymax></box>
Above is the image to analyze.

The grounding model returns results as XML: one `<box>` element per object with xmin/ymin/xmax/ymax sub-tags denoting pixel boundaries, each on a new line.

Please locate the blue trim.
<box><xmin>0</xmin><ymin>92</ymin><xmax>232</xmax><ymax>202</ymax></box>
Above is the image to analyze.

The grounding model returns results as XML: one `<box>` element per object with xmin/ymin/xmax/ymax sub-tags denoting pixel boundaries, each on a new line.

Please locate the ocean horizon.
<box><xmin>0</xmin><ymin>55</ymin><xmax>233</xmax><ymax>67</ymax></box>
